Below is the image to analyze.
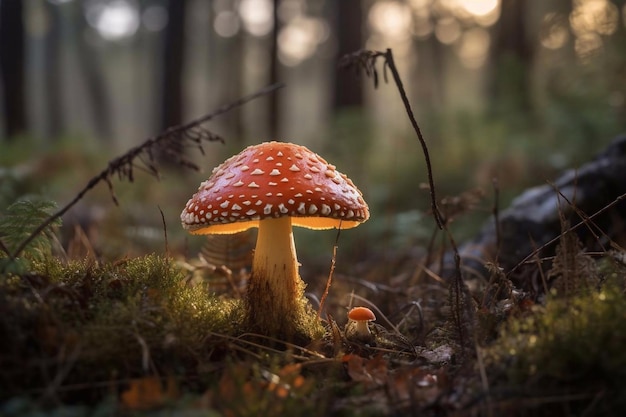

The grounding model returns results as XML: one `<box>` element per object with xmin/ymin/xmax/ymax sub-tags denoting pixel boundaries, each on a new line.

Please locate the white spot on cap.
<box><xmin>248</xmin><ymin>182</ymin><xmax>260</xmax><ymax>188</ymax></box>
<box><xmin>241</xmin><ymin>165</ymin><xmax>250</xmax><ymax>171</ymax></box>
<box><xmin>304</xmin><ymin>174</ymin><xmax>313</xmax><ymax>180</ymax></box>
<box><xmin>321</xmin><ymin>204</ymin><xmax>331</xmax><ymax>215</ymax></box>
<box><xmin>233</xmin><ymin>180</ymin><xmax>244</xmax><ymax>187</ymax></box>
<box><xmin>310</xmin><ymin>166</ymin><xmax>320</xmax><ymax>173</ymax></box>
<box><xmin>288</xmin><ymin>199</ymin><xmax>295</xmax><ymax>205</ymax></box>
<box><xmin>309</xmin><ymin>204</ymin><xmax>318</xmax><ymax>214</ymax></box>
<box><xmin>251</xmin><ymin>168</ymin><xmax>264</xmax><ymax>175</ymax></box>
<box><xmin>294</xmin><ymin>193</ymin><xmax>303</xmax><ymax>198</ymax></box>
<box><xmin>269</xmin><ymin>169</ymin><xmax>280</xmax><ymax>176</ymax></box>
<box><xmin>279</xmin><ymin>203</ymin><xmax>288</xmax><ymax>213</ymax></box>
<box><xmin>277</xmin><ymin>151</ymin><xmax>283</xmax><ymax>156</ymax></box>
<box><xmin>246</xmin><ymin>209</ymin><xmax>256</xmax><ymax>216</ymax></box>
<box><xmin>346</xmin><ymin>210</ymin><xmax>354</xmax><ymax>218</ymax></box>
<box><xmin>266</xmin><ymin>192</ymin><xmax>273</xmax><ymax>197</ymax></box>
<box><xmin>224</xmin><ymin>172</ymin><xmax>235</xmax><ymax>179</ymax></box>
<box><xmin>205</xmin><ymin>213</ymin><xmax>212</xmax><ymax>220</ymax></box>
<box><xmin>264</xmin><ymin>204</ymin><xmax>273</xmax><ymax>215</ymax></box>
<box><xmin>232</xmin><ymin>204</ymin><xmax>242</xmax><ymax>210</ymax></box>
<box><xmin>220</xmin><ymin>201</ymin><xmax>229</xmax><ymax>209</ymax></box>
<box><xmin>280</xmin><ymin>178</ymin><xmax>289</xmax><ymax>183</ymax></box>
<box><xmin>242</xmin><ymin>200</ymin><xmax>251</xmax><ymax>205</ymax></box>
<box><xmin>314</xmin><ymin>187</ymin><xmax>322</xmax><ymax>192</ymax></box>
<box><xmin>266</xmin><ymin>156</ymin><xmax>274</xmax><ymax>161</ymax></box>
<box><xmin>289</xmin><ymin>164</ymin><xmax>300</xmax><ymax>172</ymax></box>
<box><xmin>269</xmin><ymin>182</ymin><xmax>277</xmax><ymax>186</ymax></box>
<box><xmin>297</xmin><ymin>202</ymin><xmax>306</xmax><ymax>214</ymax></box>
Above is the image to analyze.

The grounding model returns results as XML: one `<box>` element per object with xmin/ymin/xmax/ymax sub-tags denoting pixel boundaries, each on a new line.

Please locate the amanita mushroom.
<box><xmin>347</xmin><ymin>306</ymin><xmax>376</xmax><ymax>339</ymax></box>
<box><xmin>181</xmin><ymin>141</ymin><xmax>369</xmax><ymax>341</ymax></box>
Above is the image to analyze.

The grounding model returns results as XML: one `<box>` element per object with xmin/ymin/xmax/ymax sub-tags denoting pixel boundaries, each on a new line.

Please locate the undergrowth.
<box><xmin>2</xmin><ymin>49</ymin><xmax>626</xmax><ymax>416</ymax></box>
<box><xmin>0</xmin><ymin>254</ymin><xmax>241</xmax><ymax>402</ymax></box>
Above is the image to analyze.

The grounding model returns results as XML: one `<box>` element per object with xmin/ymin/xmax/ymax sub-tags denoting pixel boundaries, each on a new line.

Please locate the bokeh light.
<box><xmin>368</xmin><ymin>1</ymin><xmax>413</xmax><ymax>40</ymax></box>
<box><xmin>214</xmin><ymin>11</ymin><xmax>240</xmax><ymax>38</ymax></box>
<box><xmin>278</xmin><ymin>16</ymin><xmax>328</xmax><ymax>66</ymax></box>
<box><xmin>540</xmin><ymin>12</ymin><xmax>569</xmax><ymax>50</ymax></box>
<box><xmin>85</xmin><ymin>0</ymin><xmax>140</xmax><ymax>41</ymax></box>
<box><xmin>239</xmin><ymin>0</ymin><xmax>274</xmax><ymax>37</ymax></box>
<box><xmin>457</xmin><ymin>27</ymin><xmax>490</xmax><ymax>69</ymax></box>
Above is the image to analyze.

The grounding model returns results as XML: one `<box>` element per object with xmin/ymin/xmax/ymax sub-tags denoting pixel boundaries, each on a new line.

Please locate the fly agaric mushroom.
<box><xmin>181</xmin><ymin>141</ymin><xmax>369</xmax><ymax>341</ymax></box>
<box><xmin>347</xmin><ymin>306</ymin><xmax>376</xmax><ymax>339</ymax></box>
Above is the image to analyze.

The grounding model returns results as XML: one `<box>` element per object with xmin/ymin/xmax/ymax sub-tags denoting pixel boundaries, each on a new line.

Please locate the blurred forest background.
<box><xmin>1</xmin><ymin>0</ymin><xmax>626</xmax><ymax>263</ymax></box>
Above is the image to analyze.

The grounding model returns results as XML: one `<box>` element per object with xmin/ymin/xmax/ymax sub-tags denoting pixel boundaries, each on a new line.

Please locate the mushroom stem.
<box><xmin>354</xmin><ymin>320</ymin><xmax>371</xmax><ymax>337</ymax></box>
<box><xmin>245</xmin><ymin>216</ymin><xmax>307</xmax><ymax>340</ymax></box>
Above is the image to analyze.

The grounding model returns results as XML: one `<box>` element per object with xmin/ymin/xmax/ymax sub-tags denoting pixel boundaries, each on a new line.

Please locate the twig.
<box><xmin>340</xmin><ymin>49</ymin><xmax>443</xmax><ymax>229</ymax></box>
<box><xmin>341</xmin><ymin>48</ymin><xmax>469</xmax><ymax>351</ymax></box>
<box><xmin>507</xmin><ymin>191</ymin><xmax>626</xmax><ymax>277</ymax></box>
<box><xmin>158</xmin><ymin>206</ymin><xmax>169</xmax><ymax>256</ymax></box>
<box><xmin>318</xmin><ymin>223</ymin><xmax>342</xmax><ymax>319</ymax></box>
<box><xmin>492</xmin><ymin>178</ymin><xmax>501</xmax><ymax>263</ymax></box>
<box><xmin>8</xmin><ymin>83</ymin><xmax>285</xmax><ymax>260</ymax></box>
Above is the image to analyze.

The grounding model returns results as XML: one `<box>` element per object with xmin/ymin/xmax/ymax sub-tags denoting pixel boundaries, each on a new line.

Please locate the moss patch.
<box><xmin>0</xmin><ymin>255</ymin><xmax>242</xmax><ymax>400</ymax></box>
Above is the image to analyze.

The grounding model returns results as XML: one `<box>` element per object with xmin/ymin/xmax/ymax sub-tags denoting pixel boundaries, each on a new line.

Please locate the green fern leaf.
<box><xmin>0</xmin><ymin>198</ymin><xmax>60</xmax><ymax>260</ymax></box>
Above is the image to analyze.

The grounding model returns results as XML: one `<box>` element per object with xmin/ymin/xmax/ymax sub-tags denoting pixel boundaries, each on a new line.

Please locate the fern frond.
<box><xmin>0</xmin><ymin>198</ymin><xmax>61</xmax><ymax>261</ymax></box>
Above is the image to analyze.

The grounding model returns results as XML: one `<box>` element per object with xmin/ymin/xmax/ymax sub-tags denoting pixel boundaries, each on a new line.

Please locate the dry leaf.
<box><xmin>121</xmin><ymin>376</ymin><xmax>178</xmax><ymax>410</ymax></box>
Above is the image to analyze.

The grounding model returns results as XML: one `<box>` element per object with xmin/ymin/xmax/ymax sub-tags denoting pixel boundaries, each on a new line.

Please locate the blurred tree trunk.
<box><xmin>73</xmin><ymin>3</ymin><xmax>112</xmax><ymax>141</ymax></box>
<box><xmin>488</xmin><ymin>0</ymin><xmax>533</xmax><ymax>114</ymax></box>
<box><xmin>161</xmin><ymin>0</ymin><xmax>186</xmax><ymax>131</ymax></box>
<box><xmin>44</xmin><ymin>1</ymin><xmax>63</xmax><ymax>140</ymax></box>
<box><xmin>333</xmin><ymin>0</ymin><xmax>363</xmax><ymax>109</ymax></box>
<box><xmin>0</xmin><ymin>0</ymin><xmax>26</xmax><ymax>139</ymax></box>
<box><xmin>268</xmin><ymin>0</ymin><xmax>280</xmax><ymax>139</ymax></box>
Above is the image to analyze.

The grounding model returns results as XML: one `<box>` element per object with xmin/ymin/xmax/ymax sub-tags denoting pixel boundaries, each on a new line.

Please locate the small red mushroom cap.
<box><xmin>181</xmin><ymin>141</ymin><xmax>370</xmax><ymax>234</ymax></box>
<box><xmin>348</xmin><ymin>306</ymin><xmax>376</xmax><ymax>322</ymax></box>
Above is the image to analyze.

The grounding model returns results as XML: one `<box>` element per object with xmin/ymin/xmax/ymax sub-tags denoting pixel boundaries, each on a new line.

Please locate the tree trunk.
<box><xmin>488</xmin><ymin>0</ymin><xmax>533</xmax><ymax>114</ymax></box>
<box><xmin>161</xmin><ymin>0</ymin><xmax>186</xmax><ymax>131</ymax></box>
<box><xmin>333</xmin><ymin>0</ymin><xmax>363</xmax><ymax>109</ymax></box>
<box><xmin>44</xmin><ymin>1</ymin><xmax>63</xmax><ymax>140</ymax></box>
<box><xmin>268</xmin><ymin>0</ymin><xmax>280</xmax><ymax>139</ymax></box>
<box><xmin>0</xmin><ymin>0</ymin><xmax>26</xmax><ymax>139</ymax></box>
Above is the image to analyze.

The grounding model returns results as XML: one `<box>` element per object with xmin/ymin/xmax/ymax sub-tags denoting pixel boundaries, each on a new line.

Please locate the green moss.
<box><xmin>0</xmin><ymin>255</ymin><xmax>243</xmax><ymax>400</ymax></box>
<box><xmin>486</xmin><ymin>278</ymin><xmax>626</xmax><ymax>412</ymax></box>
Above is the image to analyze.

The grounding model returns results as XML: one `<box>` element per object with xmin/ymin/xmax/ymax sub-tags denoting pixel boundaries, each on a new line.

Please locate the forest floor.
<box><xmin>3</xmin><ymin>51</ymin><xmax>626</xmax><ymax>416</ymax></box>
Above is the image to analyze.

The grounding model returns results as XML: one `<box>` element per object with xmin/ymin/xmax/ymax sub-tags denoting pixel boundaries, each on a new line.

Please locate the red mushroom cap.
<box><xmin>348</xmin><ymin>306</ymin><xmax>376</xmax><ymax>322</ymax></box>
<box><xmin>181</xmin><ymin>141</ymin><xmax>369</xmax><ymax>234</ymax></box>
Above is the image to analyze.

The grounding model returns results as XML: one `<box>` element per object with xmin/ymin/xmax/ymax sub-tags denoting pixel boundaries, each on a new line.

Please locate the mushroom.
<box><xmin>347</xmin><ymin>307</ymin><xmax>376</xmax><ymax>339</ymax></box>
<box><xmin>181</xmin><ymin>141</ymin><xmax>369</xmax><ymax>341</ymax></box>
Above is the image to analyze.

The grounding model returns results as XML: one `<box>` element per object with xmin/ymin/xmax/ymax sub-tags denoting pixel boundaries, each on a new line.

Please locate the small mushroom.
<box><xmin>347</xmin><ymin>306</ymin><xmax>376</xmax><ymax>339</ymax></box>
<box><xmin>181</xmin><ymin>141</ymin><xmax>369</xmax><ymax>341</ymax></box>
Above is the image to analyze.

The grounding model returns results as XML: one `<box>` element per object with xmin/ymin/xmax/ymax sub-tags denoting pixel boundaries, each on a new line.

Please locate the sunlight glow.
<box><xmin>368</xmin><ymin>1</ymin><xmax>413</xmax><ymax>40</ymax></box>
<box><xmin>85</xmin><ymin>0</ymin><xmax>139</xmax><ymax>41</ymax></box>
<box><xmin>460</xmin><ymin>0</ymin><xmax>498</xmax><ymax>17</ymax></box>
<box><xmin>456</xmin><ymin>27</ymin><xmax>490</xmax><ymax>69</ymax></box>
<box><xmin>575</xmin><ymin>32</ymin><xmax>603</xmax><ymax>59</ymax></box>
<box><xmin>239</xmin><ymin>0</ymin><xmax>274</xmax><ymax>37</ymax></box>
<box><xmin>540</xmin><ymin>13</ymin><xmax>569</xmax><ymax>50</ymax></box>
<box><xmin>435</xmin><ymin>17</ymin><xmax>461</xmax><ymax>44</ymax></box>
<box><xmin>570</xmin><ymin>0</ymin><xmax>619</xmax><ymax>36</ymax></box>
<box><xmin>278</xmin><ymin>17</ymin><xmax>327</xmax><ymax>66</ymax></box>
<box><xmin>214</xmin><ymin>11</ymin><xmax>240</xmax><ymax>38</ymax></box>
